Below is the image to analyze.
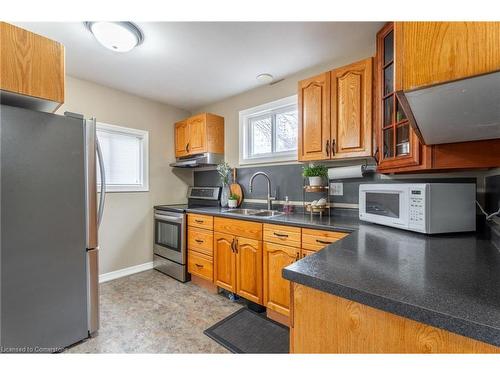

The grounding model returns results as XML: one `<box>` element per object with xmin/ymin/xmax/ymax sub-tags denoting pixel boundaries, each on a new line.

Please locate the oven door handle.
<box><xmin>154</xmin><ymin>214</ymin><xmax>184</xmax><ymax>223</ymax></box>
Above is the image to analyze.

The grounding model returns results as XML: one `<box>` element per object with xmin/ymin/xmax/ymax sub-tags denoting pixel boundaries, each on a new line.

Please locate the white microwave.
<box><xmin>359</xmin><ymin>183</ymin><xmax>476</xmax><ymax>234</ymax></box>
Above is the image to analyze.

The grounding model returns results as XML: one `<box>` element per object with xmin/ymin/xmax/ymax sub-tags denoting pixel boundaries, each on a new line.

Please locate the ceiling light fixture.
<box><xmin>84</xmin><ymin>22</ymin><xmax>144</xmax><ymax>53</ymax></box>
<box><xmin>256</xmin><ymin>73</ymin><xmax>274</xmax><ymax>84</ymax></box>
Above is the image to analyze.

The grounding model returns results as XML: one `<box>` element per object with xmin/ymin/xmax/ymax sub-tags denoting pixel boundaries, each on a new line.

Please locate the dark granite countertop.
<box><xmin>185</xmin><ymin>206</ymin><xmax>359</xmax><ymax>233</ymax></box>
<box><xmin>283</xmin><ymin>223</ymin><xmax>500</xmax><ymax>347</ymax></box>
<box><xmin>181</xmin><ymin>205</ymin><xmax>500</xmax><ymax>347</ymax></box>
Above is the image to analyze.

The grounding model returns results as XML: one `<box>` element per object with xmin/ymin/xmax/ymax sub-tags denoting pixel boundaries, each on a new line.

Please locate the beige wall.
<box><xmin>194</xmin><ymin>48</ymin><xmax>376</xmax><ymax>167</ymax></box>
<box><xmin>58</xmin><ymin>76</ymin><xmax>192</xmax><ymax>274</ymax></box>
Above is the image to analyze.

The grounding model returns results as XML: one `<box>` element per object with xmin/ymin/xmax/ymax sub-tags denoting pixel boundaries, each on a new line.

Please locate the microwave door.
<box><xmin>360</xmin><ymin>188</ymin><xmax>409</xmax><ymax>229</ymax></box>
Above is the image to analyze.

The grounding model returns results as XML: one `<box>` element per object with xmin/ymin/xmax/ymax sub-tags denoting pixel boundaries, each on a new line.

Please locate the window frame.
<box><xmin>96</xmin><ymin>122</ymin><xmax>149</xmax><ymax>193</ymax></box>
<box><xmin>239</xmin><ymin>95</ymin><xmax>298</xmax><ymax>165</ymax></box>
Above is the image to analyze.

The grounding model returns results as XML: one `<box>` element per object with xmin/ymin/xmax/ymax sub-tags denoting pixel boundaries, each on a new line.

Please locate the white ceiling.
<box><xmin>15</xmin><ymin>22</ymin><xmax>383</xmax><ymax>111</ymax></box>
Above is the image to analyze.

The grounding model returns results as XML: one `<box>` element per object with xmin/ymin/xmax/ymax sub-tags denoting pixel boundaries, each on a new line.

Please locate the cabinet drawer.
<box><xmin>263</xmin><ymin>224</ymin><xmax>301</xmax><ymax>248</ymax></box>
<box><xmin>188</xmin><ymin>227</ymin><xmax>213</xmax><ymax>256</ymax></box>
<box><xmin>188</xmin><ymin>250</ymin><xmax>213</xmax><ymax>282</ymax></box>
<box><xmin>301</xmin><ymin>228</ymin><xmax>348</xmax><ymax>251</ymax></box>
<box><xmin>188</xmin><ymin>214</ymin><xmax>213</xmax><ymax>230</ymax></box>
<box><xmin>214</xmin><ymin>217</ymin><xmax>262</xmax><ymax>240</ymax></box>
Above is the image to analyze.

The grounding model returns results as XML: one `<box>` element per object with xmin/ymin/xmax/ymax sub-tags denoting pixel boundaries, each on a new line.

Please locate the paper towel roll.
<box><xmin>328</xmin><ymin>165</ymin><xmax>365</xmax><ymax>180</ymax></box>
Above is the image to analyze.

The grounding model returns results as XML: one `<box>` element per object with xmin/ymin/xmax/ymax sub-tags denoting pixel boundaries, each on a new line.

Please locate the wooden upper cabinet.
<box><xmin>331</xmin><ymin>58</ymin><xmax>373</xmax><ymax>159</ymax></box>
<box><xmin>174</xmin><ymin>120</ymin><xmax>189</xmax><ymax>157</ymax></box>
<box><xmin>213</xmin><ymin>232</ymin><xmax>236</xmax><ymax>292</ymax></box>
<box><xmin>173</xmin><ymin>113</ymin><xmax>224</xmax><ymax>158</ymax></box>
<box><xmin>375</xmin><ymin>22</ymin><xmax>431</xmax><ymax>173</ymax></box>
<box><xmin>236</xmin><ymin>237</ymin><xmax>263</xmax><ymax>304</ymax></box>
<box><xmin>298</xmin><ymin>72</ymin><xmax>331</xmax><ymax>161</ymax></box>
<box><xmin>0</xmin><ymin>22</ymin><xmax>65</xmax><ymax>111</ymax></box>
<box><xmin>187</xmin><ymin>113</ymin><xmax>207</xmax><ymax>154</ymax></box>
<box><xmin>395</xmin><ymin>22</ymin><xmax>500</xmax><ymax>91</ymax></box>
<box><xmin>374</xmin><ymin>22</ymin><xmax>500</xmax><ymax>173</ymax></box>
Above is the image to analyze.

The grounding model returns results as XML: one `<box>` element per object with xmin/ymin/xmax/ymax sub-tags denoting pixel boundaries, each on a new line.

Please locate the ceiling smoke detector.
<box><xmin>84</xmin><ymin>22</ymin><xmax>144</xmax><ymax>53</ymax></box>
<box><xmin>256</xmin><ymin>73</ymin><xmax>274</xmax><ymax>84</ymax></box>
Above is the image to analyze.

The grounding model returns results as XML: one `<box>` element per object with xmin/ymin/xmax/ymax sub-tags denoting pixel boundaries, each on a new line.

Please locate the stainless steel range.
<box><xmin>153</xmin><ymin>186</ymin><xmax>220</xmax><ymax>282</ymax></box>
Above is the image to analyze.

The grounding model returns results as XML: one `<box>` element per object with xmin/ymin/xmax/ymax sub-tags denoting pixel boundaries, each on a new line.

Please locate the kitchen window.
<box><xmin>96</xmin><ymin>122</ymin><xmax>149</xmax><ymax>192</ymax></box>
<box><xmin>239</xmin><ymin>95</ymin><xmax>298</xmax><ymax>165</ymax></box>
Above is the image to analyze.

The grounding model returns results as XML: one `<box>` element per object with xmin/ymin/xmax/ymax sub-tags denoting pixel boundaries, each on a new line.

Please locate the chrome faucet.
<box><xmin>248</xmin><ymin>172</ymin><xmax>276</xmax><ymax>210</ymax></box>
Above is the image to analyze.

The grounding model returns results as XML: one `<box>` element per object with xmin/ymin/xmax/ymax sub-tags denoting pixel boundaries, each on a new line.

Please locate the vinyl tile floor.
<box><xmin>65</xmin><ymin>270</ymin><xmax>240</xmax><ymax>353</ymax></box>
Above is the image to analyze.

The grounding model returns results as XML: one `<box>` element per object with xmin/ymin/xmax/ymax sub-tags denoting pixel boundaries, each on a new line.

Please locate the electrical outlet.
<box><xmin>330</xmin><ymin>182</ymin><xmax>343</xmax><ymax>196</ymax></box>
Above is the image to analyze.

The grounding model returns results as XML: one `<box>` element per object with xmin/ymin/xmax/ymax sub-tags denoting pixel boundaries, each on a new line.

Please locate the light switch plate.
<box><xmin>330</xmin><ymin>182</ymin><xmax>343</xmax><ymax>196</ymax></box>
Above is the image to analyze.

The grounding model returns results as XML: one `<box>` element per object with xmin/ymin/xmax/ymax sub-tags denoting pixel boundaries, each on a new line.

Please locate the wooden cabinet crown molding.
<box><xmin>0</xmin><ymin>22</ymin><xmax>65</xmax><ymax>111</ymax></box>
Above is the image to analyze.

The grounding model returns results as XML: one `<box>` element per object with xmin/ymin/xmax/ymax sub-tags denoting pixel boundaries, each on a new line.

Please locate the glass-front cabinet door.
<box><xmin>376</xmin><ymin>22</ymin><xmax>426</xmax><ymax>172</ymax></box>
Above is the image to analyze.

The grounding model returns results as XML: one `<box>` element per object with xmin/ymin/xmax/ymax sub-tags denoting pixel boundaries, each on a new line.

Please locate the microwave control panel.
<box><xmin>409</xmin><ymin>188</ymin><xmax>425</xmax><ymax>228</ymax></box>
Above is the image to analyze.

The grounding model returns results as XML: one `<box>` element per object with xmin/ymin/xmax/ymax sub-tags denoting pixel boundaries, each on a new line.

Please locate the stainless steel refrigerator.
<box><xmin>0</xmin><ymin>104</ymin><xmax>106</xmax><ymax>353</ymax></box>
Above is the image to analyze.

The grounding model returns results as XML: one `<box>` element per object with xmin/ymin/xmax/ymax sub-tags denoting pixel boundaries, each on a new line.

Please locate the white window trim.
<box><xmin>96</xmin><ymin>122</ymin><xmax>149</xmax><ymax>193</ymax></box>
<box><xmin>239</xmin><ymin>95</ymin><xmax>298</xmax><ymax>166</ymax></box>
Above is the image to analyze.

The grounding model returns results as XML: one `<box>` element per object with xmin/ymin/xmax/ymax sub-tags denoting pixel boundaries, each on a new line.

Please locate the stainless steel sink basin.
<box><xmin>224</xmin><ymin>208</ymin><xmax>284</xmax><ymax>217</ymax></box>
<box><xmin>223</xmin><ymin>208</ymin><xmax>261</xmax><ymax>215</ymax></box>
<box><xmin>251</xmin><ymin>210</ymin><xmax>283</xmax><ymax>217</ymax></box>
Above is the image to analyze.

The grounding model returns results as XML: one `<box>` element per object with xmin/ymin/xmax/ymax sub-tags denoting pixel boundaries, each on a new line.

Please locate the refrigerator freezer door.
<box><xmin>1</xmin><ymin>105</ymin><xmax>89</xmax><ymax>352</ymax></box>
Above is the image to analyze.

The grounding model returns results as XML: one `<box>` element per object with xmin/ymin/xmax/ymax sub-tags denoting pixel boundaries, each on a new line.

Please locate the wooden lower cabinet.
<box><xmin>301</xmin><ymin>228</ymin><xmax>348</xmax><ymax>251</ymax></box>
<box><xmin>213</xmin><ymin>232</ymin><xmax>236</xmax><ymax>292</ymax></box>
<box><xmin>236</xmin><ymin>237</ymin><xmax>263</xmax><ymax>304</ymax></box>
<box><xmin>187</xmin><ymin>250</ymin><xmax>213</xmax><ymax>282</ymax></box>
<box><xmin>263</xmin><ymin>242</ymin><xmax>300</xmax><ymax>316</ymax></box>
<box><xmin>213</xmin><ymin>230</ymin><xmax>263</xmax><ymax>303</ymax></box>
<box><xmin>290</xmin><ymin>283</ymin><xmax>500</xmax><ymax>353</ymax></box>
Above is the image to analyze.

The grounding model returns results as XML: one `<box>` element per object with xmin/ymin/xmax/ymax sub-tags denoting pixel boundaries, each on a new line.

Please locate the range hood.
<box><xmin>396</xmin><ymin>70</ymin><xmax>500</xmax><ymax>145</ymax></box>
<box><xmin>169</xmin><ymin>152</ymin><xmax>224</xmax><ymax>168</ymax></box>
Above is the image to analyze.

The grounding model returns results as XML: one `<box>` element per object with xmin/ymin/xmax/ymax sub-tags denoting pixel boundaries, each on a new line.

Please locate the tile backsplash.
<box><xmin>193</xmin><ymin>163</ymin><xmax>479</xmax><ymax>207</ymax></box>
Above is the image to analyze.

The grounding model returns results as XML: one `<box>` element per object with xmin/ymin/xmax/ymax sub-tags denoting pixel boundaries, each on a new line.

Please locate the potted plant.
<box><xmin>302</xmin><ymin>163</ymin><xmax>328</xmax><ymax>187</ymax></box>
<box><xmin>216</xmin><ymin>162</ymin><xmax>232</xmax><ymax>207</ymax></box>
<box><xmin>228</xmin><ymin>193</ymin><xmax>239</xmax><ymax>208</ymax></box>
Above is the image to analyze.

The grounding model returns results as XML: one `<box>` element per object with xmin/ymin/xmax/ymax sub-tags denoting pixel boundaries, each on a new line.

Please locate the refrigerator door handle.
<box><xmin>96</xmin><ymin>137</ymin><xmax>106</xmax><ymax>228</ymax></box>
<box><xmin>85</xmin><ymin>118</ymin><xmax>98</xmax><ymax>250</ymax></box>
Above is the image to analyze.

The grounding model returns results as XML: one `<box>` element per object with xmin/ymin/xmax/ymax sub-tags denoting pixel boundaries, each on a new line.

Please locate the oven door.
<box><xmin>359</xmin><ymin>185</ymin><xmax>409</xmax><ymax>229</ymax></box>
<box><xmin>154</xmin><ymin>211</ymin><xmax>186</xmax><ymax>264</ymax></box>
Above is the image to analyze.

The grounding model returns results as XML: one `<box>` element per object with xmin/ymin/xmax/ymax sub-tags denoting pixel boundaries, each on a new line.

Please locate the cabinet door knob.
<box><xmin>331</xmin><ymin>139</ymin><xmax>336</xmax><ymax>156</ymax></box>
<box><xmin>295</xmin><ymin>252</ymin><xmax>300</xmax><ymax>261</ymax></box>
<box><xmin>195</xmin><ymin>219</ymin><xmax>204</xmax><ymax>223</ymax></box>
<box><xmin>326</xmin><ymin>140</ymin><xmax>330</xmax><ymax>157</ymax></box>
<box><xmin>195</xmin><ymin>239</ymin><xmax>204</xmax><ymax>244</ymax></box>
<box><xmin>195</xmin><ymin>263</ymin><xmax>204</xmax><ymax>268</ymax></box>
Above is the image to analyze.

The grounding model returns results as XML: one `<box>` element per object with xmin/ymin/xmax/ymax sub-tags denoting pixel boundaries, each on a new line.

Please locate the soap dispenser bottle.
<box><xmin>283</xmin><ymin>196</ymin><xmax>293</xmax><ymax>214</ymax></box>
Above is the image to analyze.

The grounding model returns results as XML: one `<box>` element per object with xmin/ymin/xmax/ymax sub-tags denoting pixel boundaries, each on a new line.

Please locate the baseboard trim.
<box><xmin>99</xmin><ymin>261</ymin><xmax>154</xmax><ymax>284</ymax></box>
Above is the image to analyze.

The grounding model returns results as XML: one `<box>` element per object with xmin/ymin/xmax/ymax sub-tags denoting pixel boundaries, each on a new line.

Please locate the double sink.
<box><xmin>222</xmin><ymin>208</ymin><xmax>284</xmax><ymax>218</ymax></box>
